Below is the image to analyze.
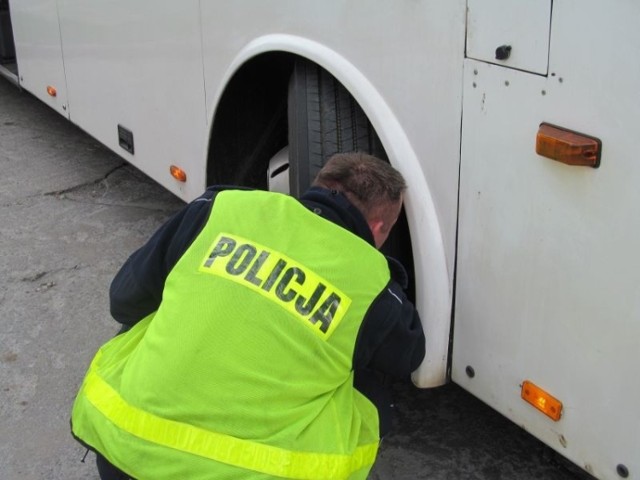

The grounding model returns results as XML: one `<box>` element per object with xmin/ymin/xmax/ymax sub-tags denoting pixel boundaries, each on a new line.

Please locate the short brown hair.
<box><xmin>312</xmin><ymin>152</ymin><xmax>406</xmax><ymax>219</ymax></box>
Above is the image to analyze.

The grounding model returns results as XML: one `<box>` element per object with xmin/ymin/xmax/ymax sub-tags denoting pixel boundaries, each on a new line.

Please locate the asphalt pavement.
<box><xmin>0</xmin><ymin>77</ymin><xmax>590</xmax><ymax>480</ymax></box>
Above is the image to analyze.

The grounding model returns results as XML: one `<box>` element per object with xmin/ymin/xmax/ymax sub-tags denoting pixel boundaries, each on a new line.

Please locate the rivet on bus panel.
<box><xmin>521</xmin><ymin>380</ymin><xmax>563</xmax><ymax>421</ymax></box>
<box><xmin>170</xmin><ymin>165</ymin><xmax>187</xmax><ymax>182</ymax></box>
<box><xmin>616</xmin><ymin>464</ymin><xmax>629</xmax><ymax>478</ymax></box>
<box><xmin>46</xmin><ymin>86</ymin><xmax>57</xmax><ymax>97</ymax></box>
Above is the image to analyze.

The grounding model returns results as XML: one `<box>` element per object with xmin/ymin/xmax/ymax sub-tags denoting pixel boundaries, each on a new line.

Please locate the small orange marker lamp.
<box><xmin>170</xmin><ymin>165</ymin><xmax>187</xmax><ymax>183</ymax></box>
<box><xmin>521</xmin><ymin>380</ymin><xmax>563</xmax><ymax>421</ymax></box>
<box><xmin>46</xmin><ymin>85</ymin><xmax>57</xmax><ymax>97</ymax></box>
<box><xmin>536</xmin><ymin>123</ymin><xmax>601</xmax><ymax>168</ymax></box>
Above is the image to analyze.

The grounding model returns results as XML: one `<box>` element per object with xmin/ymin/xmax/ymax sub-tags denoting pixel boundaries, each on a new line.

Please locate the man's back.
<box><xmin>74</xmin><ymin>190</ymin><xmax>390</xmax><ymax>479</ymax></box>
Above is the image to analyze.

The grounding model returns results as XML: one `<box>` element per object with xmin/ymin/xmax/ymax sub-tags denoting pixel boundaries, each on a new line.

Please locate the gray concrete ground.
<box><xmin>0</xmin><ymin>77</ymin><xmax>589</xmax><ymax>479</ymax></box>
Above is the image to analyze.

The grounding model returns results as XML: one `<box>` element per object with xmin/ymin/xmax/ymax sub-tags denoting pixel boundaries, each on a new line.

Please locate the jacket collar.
<box><xmin>299</xmin><ymin>187</ymin><xmax>375</xmax><ymax>247</ymax></box>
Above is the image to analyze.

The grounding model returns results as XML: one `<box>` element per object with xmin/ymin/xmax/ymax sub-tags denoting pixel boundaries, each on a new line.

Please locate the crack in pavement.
<box><xmin>20</xmin><ymin>264</ymin><xmax>85</xmax><ymax>284</ymax></box>
<box><xmin>43</xmin><ymin>163</ymin><xmax>128</xmax><ymax>197</ymax></box>
<box><xmin>54</xmin><ymin>198</ymin><xmax>182</xmax><ymax>213</ymax></box>
<box><xmin>36</xmin><ymin>162</ymin><xmax>181</xmax><ymax>213</ymax></box>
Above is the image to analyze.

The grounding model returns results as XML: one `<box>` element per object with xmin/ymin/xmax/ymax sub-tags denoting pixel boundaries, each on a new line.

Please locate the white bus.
<box><xmin>1</xmin><ymin>1</ymin><xmax>638</xmax><ymax>479</ymax></box>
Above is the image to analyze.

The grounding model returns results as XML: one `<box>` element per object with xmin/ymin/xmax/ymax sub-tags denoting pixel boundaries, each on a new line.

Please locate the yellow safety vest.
<box><xmin>72</xmin><ymin>190</ymin><xmax>391</xmax><ymax>479</ymax></box>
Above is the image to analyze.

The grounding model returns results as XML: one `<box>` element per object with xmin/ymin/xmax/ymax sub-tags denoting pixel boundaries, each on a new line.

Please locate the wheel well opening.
<box><xmin>207</xmin><ymin>52</ymin><xmax>294</xmax><ymax>188</ymax></box>
<box><xmin>206</xmin><ymin>54</ymin><xmax>415</xmax><ymax>301</ymax></box>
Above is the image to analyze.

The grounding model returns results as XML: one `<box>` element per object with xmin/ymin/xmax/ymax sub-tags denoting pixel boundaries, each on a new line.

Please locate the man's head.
<box><xmin>312</xmin><ymin>152</ymin><xmax>407</xmax><ymax>249</ymax></box>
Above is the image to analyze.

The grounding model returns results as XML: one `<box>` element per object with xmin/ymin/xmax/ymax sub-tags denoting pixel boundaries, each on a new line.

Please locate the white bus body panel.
<box><xmin>10</xmin><ymin>0</ymin><xmax>69</xmax><ymax>118</ymax></box>
<box><xmin>454</xmin><ymin>2</ymin><xmax>640</xmax><ymax>478</ymax></box>
<box><xmin>56</xmin><ymin>0</ymin><xmax>208</xmax><ymax>201</ymax></box>
<box><xmin>201</xmin><ymin>0</ymin><xmax>467</xmax><ymax>387</ymax></box>
<box><xmin>8</xmin><ymin>1</ymin><xmax>466</xmax><ymax>388</ymax></box>
<box><xmin>466</xmin><ymin>0</ymin><xmax>552</xmax><ymax>75</ymax></box>
<box><xmin>9</xmin><ymin>0</ymin><xmax>465</xmax><ymax>388</ymax></box>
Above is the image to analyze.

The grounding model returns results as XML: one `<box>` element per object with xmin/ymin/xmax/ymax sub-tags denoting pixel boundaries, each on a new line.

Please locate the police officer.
<box><xmin>71</xmin><ymin>152</ymin><xmax>425</xmax><ymax>479</ymax></box>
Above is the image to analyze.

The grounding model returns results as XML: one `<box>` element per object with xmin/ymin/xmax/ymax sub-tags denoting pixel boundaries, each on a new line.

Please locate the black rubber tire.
<box><xmin>287</xmin><ymin>58</ymin><xmax>414</xmax><ymax>299</ymax></box>
<box><xmin>287</xmin><ymin>59</ymin><xmax>387</xmax><ymax>197</ymax></box>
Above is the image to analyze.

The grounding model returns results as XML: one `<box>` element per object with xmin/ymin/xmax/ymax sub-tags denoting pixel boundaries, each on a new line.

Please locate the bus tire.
<box><xmin>287</xmin><ymin>58</ymin><xmax>414</xmax><ymax>298</ymax></box>
<box><xmin>287</xmin><ymin>58</ymin><xmax>387</xmax><ymax>197</ymax></box>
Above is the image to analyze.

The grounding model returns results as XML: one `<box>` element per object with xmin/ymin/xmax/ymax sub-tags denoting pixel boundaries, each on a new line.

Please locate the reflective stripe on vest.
<box><xmin>83</xmin><ymin>349</ymin><xmax>378</xmax><ymax>480</ymax></box>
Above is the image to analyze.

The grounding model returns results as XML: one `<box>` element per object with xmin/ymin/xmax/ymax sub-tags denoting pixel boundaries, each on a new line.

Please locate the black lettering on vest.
<box><xmin>310</xmin><ymin>293</ymin><xmax>341</xmax><ymax>333</ymax></box>
<box><xmin>262</xmin><ymin>259</ymin><xmax>287</xmax><ymax>292</ymax></box>
<box><xmin>275</xmin><ymin>267</ymin><xmax>305</xmax><ymax>302</ymax></box>
<box><xmin>204</xmin><ymin>236</ymin><xmax>236</xmax><ymax>268</ymax></box>
<box><xmin>226</xmin><ymin>244</ymin><xmax>257</xmax><ymax>275</ymax></box>
<box><xmin>244</xmin><ymin>250</ymin><xmax>270</xmax><ymax>286</ymax></box>
<box><xmin>295</xmin><ymin>283</ymin><xmax>326</xmax><ymax>316</ymax></box>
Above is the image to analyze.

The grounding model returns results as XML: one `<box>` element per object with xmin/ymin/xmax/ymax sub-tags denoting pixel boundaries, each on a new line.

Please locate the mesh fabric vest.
<box><xmin>72</xmin><ymin>190</ymin><xmax>391</xmax><ymax>479</ymax></box>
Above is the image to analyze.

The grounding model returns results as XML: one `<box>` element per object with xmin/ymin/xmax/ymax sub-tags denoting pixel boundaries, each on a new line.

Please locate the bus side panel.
<box><xmin>200</xmin><ymin>1</ymin><xmax>466</xmax><ymax>273</ymax></box>
<box><xmin>57</xmin><ymin>0</ymin><xmax>208</xmax><ymax>201</ymax></box>
<box><xmin>454</xmin><ymin>2</ymin><xmax>640</xmax><ymax>478</ymax></box>
<box><xmin>10</xmin><ymin>0</ymin><xmax>68</xmax><ymax>117</ymax></box>
<box><xmin>200</xmin><ymin>0</ymin><xmax>467</xmax><ymax>387</ymax></box>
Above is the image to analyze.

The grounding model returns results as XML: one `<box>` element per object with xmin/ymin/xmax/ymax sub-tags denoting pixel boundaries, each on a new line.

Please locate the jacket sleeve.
<box><xmin>352</xmin><ymin>264</ymin><xmax>426</xmax><ymax>379</ymax></box>
<box><xmin>109</xmin><ymin>187</ymin><xmax>221</xmax><ymax>326</ymax></box>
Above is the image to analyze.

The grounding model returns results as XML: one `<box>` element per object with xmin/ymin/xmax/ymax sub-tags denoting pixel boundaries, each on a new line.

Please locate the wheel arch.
<box><xmin>205</xmin><ymin>34</ymin><xmax>452</xmax><ymax>387</ymax></box>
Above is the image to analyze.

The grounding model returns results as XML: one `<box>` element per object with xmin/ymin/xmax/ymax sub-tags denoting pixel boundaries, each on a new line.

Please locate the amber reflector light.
<box><xmin>521</xmin><ymin>380</ymin><xmax>563</xmax><ymax>421</ymax></box>
<box><xmin>46</xmin><ymin>86</ymin><xmax>57</xmax><ymax>97</ymax></box>
<box><xmin>536</xmin><ymin>123</ymin><xmax>601</xmax><ymax>168</ymax></box>
<box><xmin>170</xmin><ymin>165</ymin><xmax>187</xmax><ymax>182</ymax></box>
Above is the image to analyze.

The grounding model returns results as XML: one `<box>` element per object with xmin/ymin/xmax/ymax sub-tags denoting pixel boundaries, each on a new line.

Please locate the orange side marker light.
<box><xmin>46</xmin><ymin>85</ymin><xmax>57</xmax><ymax>97</ymax></box>
<box><xmin>170</xmin><ymin>165</ymin><xmax>187</xmax><ymax>183</ymax></box>
<box><xmin>521</xmin><ymin>380</ymin><xmax>563</xmax><ymax>421</ymax></box>
<box><xmin>536</xmin><ymin>123</ymin><xmax>601</xmax><ymax>168</ymax></box>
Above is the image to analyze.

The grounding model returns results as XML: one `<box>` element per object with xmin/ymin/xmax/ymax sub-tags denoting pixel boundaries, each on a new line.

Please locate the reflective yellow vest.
<box><xmin>72</xmin><ymin>190</ymin><xmax>391</xmax><ymax>479</ymax></box>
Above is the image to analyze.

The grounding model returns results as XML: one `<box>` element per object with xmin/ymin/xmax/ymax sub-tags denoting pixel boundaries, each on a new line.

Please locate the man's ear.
<box><xmin>367</xmin><ymin>219</ymin><xmax>385</xmax><ymax>249</ymax></box>
<box><xmin>368</xmin><ymin>219</ymin><xmax>384</xmax><ymax>235</ymax></box>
